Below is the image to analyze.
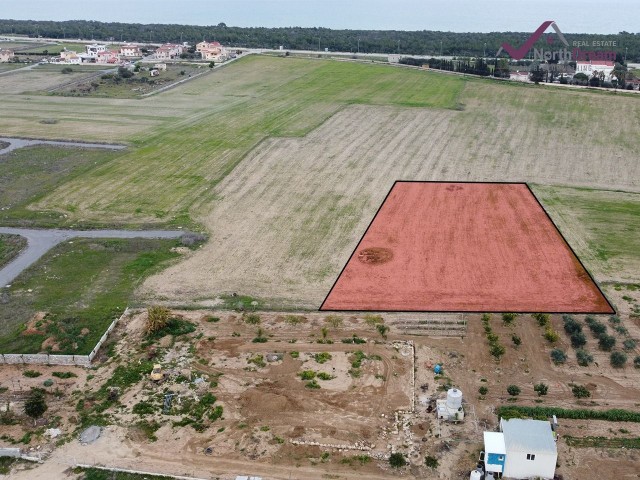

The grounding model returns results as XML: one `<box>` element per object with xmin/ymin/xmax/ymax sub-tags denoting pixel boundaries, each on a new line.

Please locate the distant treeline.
<box><xmin>1</xmin><ymin>19</ymin><xmax>639</xmax><ymax>61</ymax></box>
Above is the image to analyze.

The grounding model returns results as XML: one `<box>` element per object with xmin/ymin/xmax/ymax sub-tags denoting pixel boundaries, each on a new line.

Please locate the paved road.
<box><xmin>0</xmin><ymin>227</ymin><xmax>185</xmax><ymax>287</ymax></box>
<box><xmin>0</xmin><ymin>137</ymin><xmax>126</xmax><ymax>156</ymax></box>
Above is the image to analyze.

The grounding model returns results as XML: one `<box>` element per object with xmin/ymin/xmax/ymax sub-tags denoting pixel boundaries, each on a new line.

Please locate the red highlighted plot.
<box><xmin>321</xmin><ymin>182</ymin><xmax>613</xmax><ymax>313</ymax></box>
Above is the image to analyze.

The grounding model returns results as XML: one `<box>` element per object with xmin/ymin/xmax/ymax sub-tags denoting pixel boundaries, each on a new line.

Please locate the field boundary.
<box><xmin>0</xmin><ymin>307</ymin><xmax>129</xmax><ymax>367</ymax></box>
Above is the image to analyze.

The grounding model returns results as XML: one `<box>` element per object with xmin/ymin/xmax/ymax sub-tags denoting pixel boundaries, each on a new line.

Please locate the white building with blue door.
<box><xmin>483</xmin><ymin>418</ymin><xmax>557</xmax><ymax>479</ymax></box>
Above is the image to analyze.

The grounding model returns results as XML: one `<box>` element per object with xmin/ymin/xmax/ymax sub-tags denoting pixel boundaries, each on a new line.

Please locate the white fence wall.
<box><xmin>0</xmin><ymin>308</ymin><xmax>130</xmax><ymax>367</ymax></box>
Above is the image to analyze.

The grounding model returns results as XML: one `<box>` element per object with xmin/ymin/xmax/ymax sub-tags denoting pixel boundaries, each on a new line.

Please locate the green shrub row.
<box><xmin>497</xmin><ymin>406</ymin><xmax>640</xmax><ymax>422</ymax></box>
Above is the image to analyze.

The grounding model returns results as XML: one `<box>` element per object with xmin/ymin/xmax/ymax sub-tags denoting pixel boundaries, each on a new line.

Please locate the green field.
<box><xmin>0</xmin><ymin>54</ymin><xmax>639</xmax><ymax>309</ymax></box>
<box><xmin>533</xmin><ymin>185</ymin><xmax>640</xmax><ymax>282</ymax></box>
<box><xmin>27</xmin><ymin>56</ymin><xmax>464</xmax><ymax>224</ymax></box>
<box><xmin>0</xmin><ymin>238</ymin><xmax>181</xmax><ymax>354</ymax></box>
<box><xmin>0</xmin><ymin>145</ymin><xmax>123</xmax><ymax>228</ymax></box>
<box><xmin>0</xmin><ymin>234</ymin><xmax>27</xmax><ymax>268</ymax></box>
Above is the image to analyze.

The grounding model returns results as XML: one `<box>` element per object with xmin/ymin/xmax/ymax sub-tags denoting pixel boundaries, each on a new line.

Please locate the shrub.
<box><xmin>478</xmin><ymin>386</ymin><xmax>488</xmax><ymax>395</ymax></box>
<box><xmin>570</xmin><ymin>332</ymin><xmax>587</xmax><ymax>349</ymax></box>
<box><xmin>61</xmin><ymin>67</ymin><xmax>73</xmax><ymax>74</ymax></box>
<box><xmin>502</xmin><ymin>313</ymin><xmax>518</xmax><ymax>325</ymax></box>
<box><xmin>490</xmin><ymin>344</ymin><xmax>506</xmax><ymax>359</ymax></box>
<box><xmin>24</xmin><ymin>388</ymin><xmax>47</xmax><ymax>423</ymax></box>
<box><xmin>511</xmin><ymin>334</ymin><xmax>521</xmax><ymax>346</ymax></box>
<box><xmin>571</xmin><ymin>384</ymin><xmax>591</xmax><ymax>398</ymax></box>
<box><xmin>634</xmin><ymin>356</ymin><xmax>640</xmax><ymax>368</ymax></box>
<box><xmin>314</xmin><ymin>352</ymin><xmax>332</xmax><ymax>364</ymax></box>
<box><xmin>376</xmin><ymin>323</ymin><xmax>390</xmax><ymax>339</ymax></box>
<box><xmin>52</xmin><ymin>371</ymin><xmax>77</xmax><ymax>379</ymax></box>
<box><xmin>544</xmin><ymin>327</ymin><xmax>559</xmax><ymax>343</ymax></box>
<box><xmin>364</xmin><ymin>314</ymin><xmax>384</xmax><ymax>326</ymax></box>
<box><xmin>562</xmin><ymin>315</ymin><xmax>582</xmax><ymax>334</ymax></box>
<box><xmin>317</xmin><ymin>372</ymin><xmax>335</xmax><ymax>381</ymax></box>
<box><xmin>425</xmin><ymin>456</ymin><xmax>439</xmax><ymax>468</ymax></box>
<box><xmin>23</xmin><ymin>370</ymin><xmax>41</xmax><ymax>378</ymax></box>
<box><xmin>324</xmin><ymin>315</ymin><xmax>343</xmax><ymax>328</ymax></box>
<box><xmin>534</xmin><ymin>313</ymin><xmax>551</xmax><ymax>327</ymax></box>
<box><xmin>496</xmin><ymin>406</ymin><xmax>640</xmax><ymax>422</ymax></box>
<box><xmin>507</xmin><ymin>385</ymin><xmax>521</xmax><ymax>396</ymax></box>
<box><xmin>608</xmin><ymin>315</ymin><xmax>621</xmax><ymax>325</ymax></box>
<box><xmin>550</xmin><ymin>349</ymin><xmax>567</xmax><ymax>364</ymax></box>
<box><xmin>298</xmin><ymin>370</ymin><xmax>316</xmax><ymax>380</ymax></box>
<box><xmin>132</xmin><ymin>401</ymin><xmax>155</xmax><ymax>415</ymax></box>
<box><xmin>305</xmin><ymin>380</ymin><xmax>320</xmax><ymax>389</ymax></box>
<box><xmin>610</xmin><ymin>351</ymin><xmax>627</xmax><ymax>368</ymax></box>
<box><xmin>615</xmin><ymin>325</ymin><xmax>629</xmax><ymax>336</ymax></box>
<box><xmin>598</xmin><ymin>334</ymin><xmax>616</xmax><ymax>351</ymax></box>
<box><xmin>623</xmin><ymin>339</ymin><xmax>636</xmax><ymax>351</ymax></box>
<box><xmin>576</xmin><ymin>349</ymin><xmax>594</xmax><ymax>366</ymax></box>
<box><xmin>588</xmin><ymin>321</ymin><xmax>607</xmax><ymax>337</ymax></box>
<box><xmin>244</xmin><ymin>313</ymin><xmax>261</xmax><ymax>325</ymax></box>
<box><xmin>43</xmin><ymin>379</ymin><xmax>53</xmax><ymax>387</ymax></box>
<box><xmin>290</xmin><ymin>351</ymin><xmax>299</xmax><ymax>359</ymax></box>
<box><xmin>145</xmin><ymin>306</ymin><xmax>170</xmax><ymax>334</ymax></box>
<box><xmin>389</xmin><ymin>452</ymin><xmax>407</xmax><ymax>468</ymax></box>
<box><xmin>533</xmin><ymin>383</ymin><xmax>548</xmax><ymax>396</ymax></box>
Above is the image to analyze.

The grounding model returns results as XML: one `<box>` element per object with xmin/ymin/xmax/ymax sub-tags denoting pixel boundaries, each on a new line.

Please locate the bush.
<box><xmin>511</xmin><ymin>334</ymin><xmax>521</xmax><ymax>346</ymax></box>
<box><xmin>544</xmin><ymin>327</ymin><xmax>559</xmax><ymax>343</ymax></box>
<box><xmin>608</xmin><ymin>315</ymin><xmax>621</xmax><ymax>325</ymax></box>
<box><xmin>507</xmin><ymin>385</ymin><xmax>521</xmax><ymax>396</ymax></box>
<box><xmin>305</xmin><ymin>379</ymin><xmax>320</xmax><ymax>389</ymax></box>
<box><xmin>623</xmin><ymin>339</ymin><xmax>636</xmax><ymax>351</ymax></box>
<box><xmin>52</xmin><ymin>371</ymin><xmax>77</xmax><ymax>379</ymax></box>
<box><xmin>244</xmin><ymin>313</ymin><xmax>261</xmax><ymax>325</ymax></box>
<box><xmin>43</xmin><ymin>379</ymin><xmax>53</xmax><ymax>387</ymax></box>
<box><xmin>598</xmin><ymin>334</ymin><xmax>616</xmax><ymax>351</ymax></box>
<box><xmin>550</xmin><ymin>349</ymin><xmax>567</xmax><ymax>364</ymax></box>
<box><xmin>132</xmin><ymin>401</ymin><xmax>155</xmax><ymax>415</ymax></box>
<box><xmin>562</xmin><ymin>315</ymin><xmax>582</xmax><ymax>334</ymax></box>
<box><xmin>572</xmin><ymin>384</ymin><xmax>591</xmax><ymax>398</ymax></box>
<box><xmin>145</xmin><ymin>306</ymin><xmax>170</xmax><ymax>334</ymax></box>
<box><xmin>314</xmin><ymin>352</ymin><xmax>332</xmax><ymax>364</ymax></box>
<box><xmin>61</xmin><ymin>67</ymin><xmax>73</xmax><ymax>74</ymax></box>
<box><xmin>534</xmin><ymin>313</ymin><xmax>550</xmax><ymax>327</ymax></box>
<box><xmin>317</xmin><ymin>372</ymin><xmax>335</xmax><ymax>381</ymax></box>
<box><xmin>299</xmin><ymin>370</ymin><xmax>316</xmax><ymax>380</ymax></box>
<box><xmin>478</xmin><ymin>386</ymin><xmax>488</xmax><ymax>395</ymax></box>
<box><xmin>570</xmin><ymin>332</ymin><xmax>587</xmax><ymax>349</ymax></box>
<box><xmin>534</xmin><ymin>383</ymin><xmax>549</xmax><ymax>396</ymax></box>
<box><xmin>118</xmin><ymin>66</ymin><xmax>133</xmax><ymax>78</ymax></box>
<box><xmin>502</xmin><ymin>313</ymin><xmax>518</xmax><ymax>325</ymax></box>
<box><xmin>325</xmin><ymin>315</ymin><xmax>343</xmax><ymax>328</ymax></box>
<box><xmin>490</xmin><ymin>344</ymin><xmax>506</xmax><ymax>359</ymax></box>
<box><xmin>576</xmin><ymin>349</ymin><xmax>594</xmax><ymax>366</ymax></box>
<box><xmin>496</xmin><ymin>406</ymin><xmax>640</xmax><ymax>422</ymax></box>
<box><xmin>389</xmin><ymin>452</ymin><xmax>407</xmax><ymax>468</ymax></box>
<box><xmin>634</xmin><ymin>356</ymin><xmax>640</xmax><ymax>368</ymax></box>
<box><xmin>588</xmin><ymin>321</ymin><xmax>607</xmax><ymax>337</ymax></box>
<box><xmin>610</xmin><ymin>351</ymin><xmax>627</xmax><ymax>368</ymax></box>
<box><xmin>23</xmin><ymin>370</ymin><xmax>41</xmax><ymax>378</ymax></box>
<box><xmin>425</xmin><ymin>456</ymin><xmax>438</xmax><ymax>468</ymax></box>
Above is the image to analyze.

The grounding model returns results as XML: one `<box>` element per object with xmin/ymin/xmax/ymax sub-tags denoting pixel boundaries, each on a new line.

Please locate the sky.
<box><xmin>2</xmin><ymin>0</ymin><xmax>639</xmax><ymax>34</ymax></box>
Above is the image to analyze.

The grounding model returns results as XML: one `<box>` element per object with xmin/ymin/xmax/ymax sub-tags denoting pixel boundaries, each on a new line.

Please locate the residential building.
<box><xmin>196</xmin><ymin>41</ymin><xmax>227</xmax><ymax>62</ymax></box>
<box><xmin>154</xmin><ymin>43</ymin><xmax>183</xmax><ymax>60</ymax></box>
<box><xmin>153</xmin><ymin>63</ymin><xmax>167</xmax><ymax>71</ymax></box>
<box><xmin>59</xmin><ymin>50</ymin><xmax>82</xmax><ymax>64</ymax></box>
<box><xmin>96</xmin><ymin>50</ymin><xmax>120</xmax><ymax>64</ymax></box>
<box><xmin>576</xmin><ymin>60</ymin><xmax>615</xmax><ymax>80</ymax></box>
<box><xmin>120</xmin><ymin>44</ymin><xmax>142</xmax><ymax>57</ymax></box>
<box><xmin>0</xmin><ymin>49</ymin><xmax>15</xmax><ymax>63</ymax></box>
<box><xmin>483</xmin><ymin>418</ymin><xmax>557</xmax><ymax>480</ymax></box>
<box><xmin>85</xmin><ymin>44</ymin><xmax>108</xmax><ymax>58</ymax></box>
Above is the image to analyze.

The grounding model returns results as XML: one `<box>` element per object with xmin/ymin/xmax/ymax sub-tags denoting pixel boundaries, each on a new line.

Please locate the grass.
<box><xmin>534</xmin><ymin>186</ymin><xmax>640</xmax><ymax>281</ymax></box>
<box><xmin>74</xmin><ymin>467</ymin><xmax>171</xmax><ymax>480</ymax></box>
<box><xmin>0</xmin><ymin>234</ymin><xmax>27</xmax><ymax>268</ymax></box>
<box><xmin>0</xmin><ymin>145</ymin><xmax>123</xmax><ymax>228</ymax></box>
<box><xmin>27</xmin><ymin>55</ymin><xmax>465</xmax><ymax>226</ymax></box>
<box><xmin>564</xmin><ymin>436</ymin><xmax>640</xmax><ymax>449</ymax></box>
<box><xmin>0</xmin><ymin>238</ymin><xmax>181</xmax><ymax>354</ymax></box>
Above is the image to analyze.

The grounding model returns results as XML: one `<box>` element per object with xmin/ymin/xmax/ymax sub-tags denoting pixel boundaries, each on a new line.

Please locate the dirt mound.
<box><xmin>240</xmin><ymin>388</ymin><xmax>299</xmax><ymax>415</ymax></box>
<box><xmin>357</xmin><ymin>247</ymin><xmax>393</xmax><ymax>265</ymax></box>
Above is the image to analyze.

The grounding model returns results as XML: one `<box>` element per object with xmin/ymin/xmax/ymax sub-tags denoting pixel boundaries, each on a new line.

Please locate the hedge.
<box><xmin>496</xmin><ymin>406</ymin><xmax>640</xmax><ymax>422</ymax></box>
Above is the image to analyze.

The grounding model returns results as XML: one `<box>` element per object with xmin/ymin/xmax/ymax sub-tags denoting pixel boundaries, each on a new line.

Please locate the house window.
<box><xmin>526</xmin><ymin>453</ymin><xmax>536</xmax><ymax>461</ymax></box>
<box><xmin>498</xmin><ymin>456</ymin><xmax>504</xmax><ymax>461</ymax></box>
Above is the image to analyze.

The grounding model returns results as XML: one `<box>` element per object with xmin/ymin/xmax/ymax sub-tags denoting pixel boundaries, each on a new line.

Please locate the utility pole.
<box><xmin>318</xmin><ymin>37</ymin><xmax>320</xmax><ymax>51</ymax></box>
<box><xmin>357</xmin><ymin>38</ymin><xmax>360</xmax><ymax>54</ymax></box>
<box><xmin>625</xmin><ymin>47</ymin><xmax>628</xmax><ymax>63</ymax></box>
<box><xmin>397</xmin><ymin>39</ymin><xmax>400</xmax><ymax>54</ymax></box>
<box><xmin>440</xmin><ymin>40</ymin><xmax>443</xmax><ymax>57</ymax></box>
<box><xmin>483</xmin><ymin>42</ymin><xmax>486</xmax><ymax>58</ymax></box>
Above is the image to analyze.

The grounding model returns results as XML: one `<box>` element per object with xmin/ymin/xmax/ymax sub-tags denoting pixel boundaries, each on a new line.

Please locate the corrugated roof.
<box><xmin>501</xmin><ymin>418</ymin><xmax>556</xmax><ymax>454</ymax></box>
<box><xmin>484</xmin><ymin>431</ymin><xmax>506</xmax><ymax>454</ymax></box>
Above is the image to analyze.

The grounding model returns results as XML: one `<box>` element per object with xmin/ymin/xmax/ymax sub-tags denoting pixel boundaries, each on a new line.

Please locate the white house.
<box><xmin>575</xmin><ymin>60</ymin><xmax>614</xmax><ymax>81</ymax></box>
<box><xmin>85</xmin><ymin>43</ymin><xmax>108</xmax><ymax>58</ymax></box>
<box><xmin>154</xmin><ymin>43</ymin><xmax>183</xmax><ymax>60</ymax></box>
<box><xmin>120</xmin><ymin>44</ymin><xmax>142</xmax><ymax>57</ymax></box>
<box><xmin>0</xmin><ymin>49</ymin><xmax>15</xmax><ymax>63</ymax></box>
<box><xmin>484</xmin><ymin>418</ymin><xmax>557</xmax><ymax>480</ymax></box>
<box><xmin>196</xmin><ymin>41</ymin><xmax>227</xmax><ymax>62</ymax></box>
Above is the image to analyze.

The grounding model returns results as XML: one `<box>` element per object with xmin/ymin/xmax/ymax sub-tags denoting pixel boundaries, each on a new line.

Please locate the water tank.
<box><xmin>446</xmin><ymin>388</ymin><xmax>463</xmax><ymax>410</ymax></box>
<box><xmin>469</xmin><ymin>470</ymin><xmax>482</xmax><ymax>480</ymax></box>
<box><xmin>434</xmin><ymin>364</ymin><xmax>442</xmax><ymax>374</ymax></box>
